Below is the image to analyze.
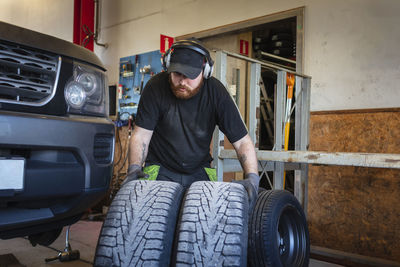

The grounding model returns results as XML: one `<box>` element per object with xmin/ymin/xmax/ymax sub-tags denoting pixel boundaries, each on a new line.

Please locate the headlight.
<box><xmin>77</xmin><ymin>72</ymin><xmax>98</xmax><ymax>96</ymax></box>
<box><xmin>64</xmin><ymin>62</ymin><xmax>108</xmax><ymax>117</ymax></box>
<box><xmin>65</xmin><ymin>81</ymin><xmax>86</xmax><ymax>108</ymax></box>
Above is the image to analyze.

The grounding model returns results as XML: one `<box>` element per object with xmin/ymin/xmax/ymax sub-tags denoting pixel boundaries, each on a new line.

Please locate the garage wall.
<box><xmin>305</xmin><ymin>0</ymin><xmax>400</xmax><ymax>111</ymax></box>
<box><xmin>95</xmin><ymin>0</ymin><xmax>400</xmax><ymax>112</ymax></box>
<box><xmin>0</xmin><ymin>0</ymin><xmax>398</xmax><ymax>111</ymax></box>
<box><xmin>0</xmin><ymin>0</ymin><xmax>73</xmax><ymax>42</ymax></box>
<box><xmin>1</xmin><ymin>0</ymin><xmax>399</xmax><ymax>262</ymax></box>
<box><xmin>308</xmin><ymin>110</ymin><xmax>400</xmax><ymax>262</ymax></box>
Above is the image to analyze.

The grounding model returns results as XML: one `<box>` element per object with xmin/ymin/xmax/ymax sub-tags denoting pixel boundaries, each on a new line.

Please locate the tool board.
<box><xmin>118</xmin><ymin>50</ymin><xmax>163</xmax><ymax>120</ymax></box>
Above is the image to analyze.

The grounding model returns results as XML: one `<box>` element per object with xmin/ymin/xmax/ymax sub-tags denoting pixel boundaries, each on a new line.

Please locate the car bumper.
<box><xmin>0</xmin><ymin>111</ymin><xmax>115</xmax><ymax>238</ymax></box>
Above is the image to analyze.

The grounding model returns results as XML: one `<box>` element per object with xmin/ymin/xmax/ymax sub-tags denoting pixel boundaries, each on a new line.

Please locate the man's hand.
<box><xmin>233</xmin><ymin>173</ymin><xmax>260</xmax><ymax>214</ymax></box>
<box><xmin>122</xmin><ymin>164</ymin><xmax>148</xmax><ymax>186</ymax></box>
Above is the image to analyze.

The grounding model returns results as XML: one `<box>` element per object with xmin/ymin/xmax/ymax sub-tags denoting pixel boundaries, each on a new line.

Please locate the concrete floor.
<box><xmin>0</xmin><ymin>220</ymin><xmax>342</xmax><ymax>267</ymax></box>
<box><xmin>0</xmin><ymin>220</ymin><xmax>101</xmax><ymax>266</ymax></box>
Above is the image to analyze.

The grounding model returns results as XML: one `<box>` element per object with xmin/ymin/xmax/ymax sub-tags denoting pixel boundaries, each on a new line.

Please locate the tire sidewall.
<box><xmin>264</xmin><ymin>191</ymin><xmax>309</xmax><ymax>267</ymax></box>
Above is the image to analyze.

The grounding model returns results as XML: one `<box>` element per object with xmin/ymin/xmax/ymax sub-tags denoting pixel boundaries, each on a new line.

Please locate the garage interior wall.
<box><xmin>1</xmin><ymin>0</ymin><xmax>398</xmax><ymax>112</ymax></box>
<box><xmin>0</xmin><ymin>0</ymin><xmax>73</xmax><ymax>42</ymax></box>
<box><xmin>1</xmin><ymin>0</ymin><xmax>399</xmax><ymax>262</ymax></box>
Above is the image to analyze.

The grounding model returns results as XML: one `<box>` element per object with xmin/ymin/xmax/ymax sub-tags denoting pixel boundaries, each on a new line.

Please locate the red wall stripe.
<box><xmin>73</xmin><ymin>0</ymin><xmax>94</xmax><ymax>51</ymax></box>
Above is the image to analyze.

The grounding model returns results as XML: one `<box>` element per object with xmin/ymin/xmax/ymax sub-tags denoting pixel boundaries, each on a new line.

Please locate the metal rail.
<box><xmin>260</xmin><ymin>51</ymin><xmax>297</xmax><ymax>64</ymax></box>
<box><xmin>212</xmin><ymin>50</ymin><xmax>400</xmax><ymax>216</ymax></box>
<box><xmin>216</xmin><ymin>49</ymin><xmax>311</xmax><ymax>78</ymax></box>
<box><xmin>212</xmin><ymin>49</ymin><xmax>311</xmax><ymax>211</ymax></box>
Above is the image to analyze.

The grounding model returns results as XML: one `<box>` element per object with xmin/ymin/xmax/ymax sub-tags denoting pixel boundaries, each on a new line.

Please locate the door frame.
<box><xmin>176</xmin><ymin>7</ymin><xmax>305</xmax><ymax>73</ymax></box>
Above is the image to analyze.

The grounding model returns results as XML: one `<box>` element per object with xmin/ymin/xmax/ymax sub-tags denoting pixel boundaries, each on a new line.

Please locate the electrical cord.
<box><xmin>113</xmin><ymin>111</ymin><xmax>132</xmax><ymax>167</ymax></box>
<box><xmin>110</xmin><ymin>115</ymin><xmax>135</xmax><ymax>198</ymax></box>
<box><xmin>114</xmin><ymin>127</ymin><xmax>123</xmax><ymax>167</ymax></box>
<box><xmin>115</xmin><ymin>117</ymin><xmax>133</xmax><ymax>176</ymax></box>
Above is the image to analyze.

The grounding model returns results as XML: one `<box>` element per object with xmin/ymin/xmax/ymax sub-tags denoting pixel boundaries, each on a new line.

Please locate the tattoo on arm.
<box><xmin>140</xmin><ymin>142</ymin><xmax>147</xmax><ymax>166</ymax></box>
<box><xmin>238</xmin><ymin>153</ymin><xmax>247</xmax><ymax>168</ymax></box>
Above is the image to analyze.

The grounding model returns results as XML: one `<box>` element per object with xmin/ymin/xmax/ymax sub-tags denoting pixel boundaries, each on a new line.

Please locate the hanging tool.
<box><xmin>139</xmin><ymin>65</ymin><xmax>151</xmax><ymax>94</ymax></box>
<box><xmin>133</xmin><ymin>55</ymin><xmax>139</xmax><ymax>81</ymax></box>
<box><xmin>283</xmin><ymin>73</ymin><xmax>295</xmax><ymax>188</ymax></box>
<box><xmin>45</xmin><ymin>226</ymin><xmax>80</xmax><ymax>263</ymax></box>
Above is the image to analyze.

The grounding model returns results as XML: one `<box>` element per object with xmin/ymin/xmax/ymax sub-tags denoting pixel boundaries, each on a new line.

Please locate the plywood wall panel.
<box><xmin>308</xmin><ymin>110</ymin><xmax>400</xmax><ymax>262</ymax></box>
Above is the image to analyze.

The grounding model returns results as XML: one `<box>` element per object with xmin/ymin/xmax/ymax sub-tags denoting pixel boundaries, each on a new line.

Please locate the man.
<box><xmin>126</xmin><ymin>39</ymin><xmax>260</xmax><ymax>207</ymax></box>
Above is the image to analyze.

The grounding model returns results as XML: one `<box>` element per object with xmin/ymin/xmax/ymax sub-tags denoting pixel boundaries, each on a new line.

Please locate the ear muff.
<box><xmin>162</xmin><ymin>49</ymin><xmax>172</xmax><ymax>70</ymax></box>
<box><xmin>202</xmin><ymin>60</ymin><xmax>213</xmax><ymax>79</ymax></box>
<box><xmin>162</xmin><ymin>40</ymin><xmax>214</xmax><ymax>79</ymax></box>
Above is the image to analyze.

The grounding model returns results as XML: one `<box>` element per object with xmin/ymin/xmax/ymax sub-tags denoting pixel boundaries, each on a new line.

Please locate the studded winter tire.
<box><xmin>248</xmin><ymin>190</ymin><xmax>310</xmax><ymax>267</ymax></box>
<box><xmin>94</xmin><ymin>180</ymin><xmax>184</xmax><ymax>267</ymax></box>
<box><xmin>173</xmin><ymin>181</ymin><xmax>249</xmax><ymax>267</ymax></box>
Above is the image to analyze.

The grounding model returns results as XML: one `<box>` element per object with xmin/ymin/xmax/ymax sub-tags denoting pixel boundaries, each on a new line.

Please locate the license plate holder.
<box><xmin>0</xmin><ymin>157</ymin><xmax>25</xmax><ymax>191</ymax></box>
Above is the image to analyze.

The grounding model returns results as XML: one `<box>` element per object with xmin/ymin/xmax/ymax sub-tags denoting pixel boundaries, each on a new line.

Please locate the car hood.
<box><xmin>0</xmin><ymin>20</ymin><xmax>105</xmax><ymax>71</ymax></box>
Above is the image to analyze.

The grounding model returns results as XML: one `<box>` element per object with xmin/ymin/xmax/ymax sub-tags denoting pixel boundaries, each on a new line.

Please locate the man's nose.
<box><xmin>179</xmin><ymin>77</ymin><xmax>188</xmax><ymax>85</ymax></box>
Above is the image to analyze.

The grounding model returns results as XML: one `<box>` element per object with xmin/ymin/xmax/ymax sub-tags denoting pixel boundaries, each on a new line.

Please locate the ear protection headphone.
<box><xmin>162</xmin><ymin>39</ymin><xmax>214</xmax><ymax>79</ymax></box>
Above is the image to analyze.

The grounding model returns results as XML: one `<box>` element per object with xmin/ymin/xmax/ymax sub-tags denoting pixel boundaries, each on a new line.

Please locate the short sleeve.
<box><xmin>214</xmin><ymin>79</ymin><xmax>248</xmax><ymax>143</ymax></box>
<box><xmin>135</xmin><ymin>78</ymin><xmax>160</xmax><ymax>130</ymax></box>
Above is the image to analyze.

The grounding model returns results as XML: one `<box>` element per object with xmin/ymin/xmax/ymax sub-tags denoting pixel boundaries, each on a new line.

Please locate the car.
<box><xmin>0</xmin><ymin>21</ymin><xmax>115</xmax><ymax>246</ymax></box>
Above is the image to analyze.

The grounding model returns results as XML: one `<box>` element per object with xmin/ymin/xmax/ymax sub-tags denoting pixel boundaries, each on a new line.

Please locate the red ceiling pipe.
<box><xmin>73</xmin><ymin>0</ymin><xmax>94</xmax><ymax>51</ymax></box>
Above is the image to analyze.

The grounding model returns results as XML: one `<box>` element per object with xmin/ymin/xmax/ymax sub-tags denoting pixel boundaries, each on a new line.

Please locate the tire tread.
<box><xmin>94</xmin><ymin>180</ymin><xmax>183</xmax><ymax>267</ymax></box>
<box><xmin>175</xmin><ymin>181</ymin><xmax>248</xmax><ymax>267</ymax></box>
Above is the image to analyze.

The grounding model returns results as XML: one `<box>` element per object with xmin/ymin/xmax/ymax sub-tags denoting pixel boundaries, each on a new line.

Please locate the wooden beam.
<box><xmin>311</xmin><ymin>246</ymin><xmax>400</xmax><ymax>267</ymax></box>
<box><xmin>219</xmin><ymin>149</ymin><xmax>400</xmax><ymax>169</ymax></box>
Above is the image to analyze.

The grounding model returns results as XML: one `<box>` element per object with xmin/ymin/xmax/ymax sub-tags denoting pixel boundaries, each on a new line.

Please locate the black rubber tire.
<box><xmin>248</xmin><ymin>190</ymin><xmax>309</xmax><ymax>267</ymax></box>
<box><xmin>94</xmin><ymin>180</ymin><xmax>184</xmax><ymax>267</ymax></box>
<box><xmin>173</xmin><ymin>181</ymin><xmax>249</xmax><ymax>267</ymax></box>
<box><xmin>258</xmin><ymin>186</ymin><xmax>267</xmax><ymax>194</ymax></box>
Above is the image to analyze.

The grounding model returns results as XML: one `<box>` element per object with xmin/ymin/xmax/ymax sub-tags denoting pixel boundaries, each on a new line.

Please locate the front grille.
<box><xmin>0</xmin><ymin>41</ymin><xmax>60</xmax><ymax>106</ymax></box>
<box><xmin>93</xmin><ymin>134</ymin><xmax>114</xmax><ymax>164</ymax></box>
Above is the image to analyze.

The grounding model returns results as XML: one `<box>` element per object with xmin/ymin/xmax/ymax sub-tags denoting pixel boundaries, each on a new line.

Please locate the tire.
<box><xmin>270</xmin><ymin>48</ymin><xmax>294</xmax><ymax>57</ymax></box>
<box><xmin>258</xmin><ymin>186</ymin><xmax>266</xmax><ymax>194</ymax></box>
<box><xmin>94</xmin><ymin>180</ymin><xmax>184</xmax><ymax>267</ymax></box>
<box><xmin>248</xmin><ymin>190</ymin><xmax>309</xmax><ymax>267</ymax></box>
<box><xmin>173</xmin><ymin>181</ymin><xmax>249</xmax><ymax>267</ymax></box>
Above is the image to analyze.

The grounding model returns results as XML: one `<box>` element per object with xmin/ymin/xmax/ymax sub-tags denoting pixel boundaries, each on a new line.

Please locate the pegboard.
<box><xmin>118</xmin><ymin>50</ymin><xmax>163</xmax><ymax>120</ymax></box>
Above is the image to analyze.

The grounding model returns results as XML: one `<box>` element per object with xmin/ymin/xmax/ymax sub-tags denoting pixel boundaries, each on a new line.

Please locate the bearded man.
<box><xmin>126</xmin><ymin>39</ymin><xmax>260</xmax><ymax>208</ymax></box>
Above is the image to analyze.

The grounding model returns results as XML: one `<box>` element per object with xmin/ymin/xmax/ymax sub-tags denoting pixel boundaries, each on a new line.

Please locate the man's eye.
<box><xmin>174</xmin><ymin>72</ymin><xmax>185</xmax><ymax>78</ymax></box>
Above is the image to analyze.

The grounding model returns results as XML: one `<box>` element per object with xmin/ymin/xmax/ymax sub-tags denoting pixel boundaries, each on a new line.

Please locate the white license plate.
<box><xmin>0</xmin><ymin>158</ymin><xmax>25</xmax><ymax>191</ymax></box>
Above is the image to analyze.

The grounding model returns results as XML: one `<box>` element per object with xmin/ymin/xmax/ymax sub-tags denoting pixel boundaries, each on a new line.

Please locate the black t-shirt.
<box><xmin>135</xmin><ymin>72</ymin><xmax>247</xmax><ymax>174</ymax></box>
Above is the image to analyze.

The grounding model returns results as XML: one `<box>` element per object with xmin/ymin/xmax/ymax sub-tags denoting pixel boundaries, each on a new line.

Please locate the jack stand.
<box><xmin>45</xmin><ymin>226</ymin><xmax>80</xmax><ymax>263</ymax></box>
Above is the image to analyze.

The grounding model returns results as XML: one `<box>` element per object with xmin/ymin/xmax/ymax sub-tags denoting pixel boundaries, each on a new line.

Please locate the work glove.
<box><xmin>233</xmin><ymin>173</ymin><xmax>260</xmax><ymax>215</ymax></box>
<box><xmin>122</xmin><ymin>164</ymin><xmax>148</xmax><ymax>186</ymax></box>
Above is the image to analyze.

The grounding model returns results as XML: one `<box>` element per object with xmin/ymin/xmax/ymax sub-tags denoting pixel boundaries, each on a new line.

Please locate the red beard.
<box><xmin>169</xmin><ymin>75</ymin><xmax>203</xmax><ymax>99</ymax></box>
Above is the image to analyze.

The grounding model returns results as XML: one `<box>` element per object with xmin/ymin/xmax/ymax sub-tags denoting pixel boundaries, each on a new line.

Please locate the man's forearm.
<box><xmin>232</xmin><ymin>134</ymin><xmax>259</xmax><ymax>212</ymax></box>
<box><xmin>232</xmin><ymin>134</ymin><xmax>258</xmax><ymax>174</ymax></box>
<box><xmin>128</xmin><ymin>126</ymin><xmax>153</xmax><ymax>167</ymax></box>
<box><xmin>129</xmin><ymin>136</ymin><xmax>147</xmax><ymax>166</ymax></box>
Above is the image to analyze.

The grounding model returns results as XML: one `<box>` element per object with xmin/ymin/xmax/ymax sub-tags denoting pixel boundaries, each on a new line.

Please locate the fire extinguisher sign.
<box><xmin>240</xmin><ymin>40</ymin><xmax>249</xmax><ymax>56</ymax></box>
<box><xmin>160</xmin><ymin>34</ymin><xmax>174</xmax><ymax>54</ymax></box>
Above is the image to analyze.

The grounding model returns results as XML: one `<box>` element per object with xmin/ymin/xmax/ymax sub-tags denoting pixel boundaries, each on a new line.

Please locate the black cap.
<box><xmin>168</xmin><ymin>48</ymin><xmax>204</xmax><ymax>79</ymax></box>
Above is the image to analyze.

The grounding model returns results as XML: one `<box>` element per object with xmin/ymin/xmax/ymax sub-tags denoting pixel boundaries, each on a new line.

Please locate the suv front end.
<box><xmin>0</xmin><ymin>21</ymin><xmax>115</xmax><ymax>245</ymax></box>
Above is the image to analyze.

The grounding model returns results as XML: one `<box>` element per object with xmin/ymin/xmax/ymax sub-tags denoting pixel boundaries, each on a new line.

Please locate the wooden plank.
<box><xmin>259</xmin><ymin>78</ymin><xmax>274</xmax><ymax>121</ymax></box>
<box><xmin>219</xmin><ymin>149</ymin><xmax>400</xmax><ymax>169</ymax></box>
<box><xmin>310</xmin><ymin>107</ymin><xmax>400</xmax><ymax>115</ymax></box>
<box><xmin>308</xmin><ymin>111</ymin><xmax>400</xmax><ymax>262</ymax></box>
<box><xmin>260</xmin><ymin>105</ymin><xmax>274</xmax><ymax>141</ymax></box>
<box><xmin>311</xmin><ymin>246</ymin><xmax>400</xmax><ymax>267</ymax></box>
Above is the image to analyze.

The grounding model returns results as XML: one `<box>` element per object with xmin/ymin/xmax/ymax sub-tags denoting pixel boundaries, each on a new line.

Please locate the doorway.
<box><xmin>176</xmin><ymin>8</ymin><xmax>304</xmax><ymax>190</ymax></box>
